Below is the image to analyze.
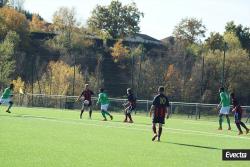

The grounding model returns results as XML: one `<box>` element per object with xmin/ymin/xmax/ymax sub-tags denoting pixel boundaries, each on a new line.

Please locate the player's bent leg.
<box><xmin>80</xmin><ymin>109</ymin><xmax>84</xmax><ymax>119</ymax></box>
<box><xmin>6</xmin><ymin>101</ymin><xmax>13</xmax><ymax>113</ymax></box>
<box><xmin>101</xmin><ymin>110</ymin><xmax>107</xmax><ymax>121</ymax></box>
<box><xmin>124</xmin><ymin>108</ymin><xmax>128</xmax><ymax>122</ymax></box>
<box><xmin>152</xmin><ymin>123</ymin><xmax>157</xmax><ymax>141</ymax></box>
<box><xmin>235</xmin><ymin>120</ymin><xmax>243</xmax><ymax>135</ymax></box>
<box><xmin>127</xmin><ymin>113</ymin><xmax>133</xmax><ymax>123</ymax></box>
<box><xmin>240</xmin><ymin>122</ymin><xmax>249</xmax><ymax>132</ymax></box>
<box><xmin>127</xmin><ymin>108</ymin><xmax>133</xmax><ymax>123</ymax></box>
<box><xmin>102</xmin><ymin>108</ymin><xmax>113</xmax><ymax>120</ymax></box>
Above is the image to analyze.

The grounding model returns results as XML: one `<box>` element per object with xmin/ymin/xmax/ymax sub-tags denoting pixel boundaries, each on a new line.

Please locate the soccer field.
<box><xmin>0</xmin><ymin>106</ymin><xmax>249</xmax><ymax>167</ymax></box>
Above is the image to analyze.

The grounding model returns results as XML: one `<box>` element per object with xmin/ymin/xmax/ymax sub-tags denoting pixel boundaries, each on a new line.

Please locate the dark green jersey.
<box><xmin>97</xmin><ymin>93</ymin><xmax>109</xmax><ymax>105</ymax></box>
<box><xmin>220</xmin><ymin>91</ymin><xmax>230</xmax><ymax>107</ymax></box>
<box><xmin>1</xmin><ymin>87</ymin><xmax>12</xmax><ymax>99</ymax></box>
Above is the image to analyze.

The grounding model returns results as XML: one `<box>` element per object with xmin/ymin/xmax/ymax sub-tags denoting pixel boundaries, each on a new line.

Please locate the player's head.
<box><xmin>158</xmin><ymin>86</ymin><xmax>164</xmax><ymax>94</ymax></box>
<box><xmin>219</xmin><ymin>87</ymin><xmax>224</xmax><ymax>93</ymax></box>
<box><xmin>230</xmin><ymin>92</ymin><xmax>235</xmax><ymax>98</ymax></box>
<box><xmin>99</xmin><ymin>88</ymin><xmax>104</xmax><ymax>93</ymax></box>
<box><xmin>127</xmin><ymin>88</ymin><xmax>132</xmax><ymax>95</ymax></box>
<box><xmin>85</xmin><ymin>84</ymin><xmax>89</xmax><ymax>90</ymax></box>
<box><xmin>9</xmin><ymin>83</ymin><xmax>14</xmax><ymax>90</ymax></box>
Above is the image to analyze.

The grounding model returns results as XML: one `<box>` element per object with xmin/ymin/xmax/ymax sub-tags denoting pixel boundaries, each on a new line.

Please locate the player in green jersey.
<box><xmin>0</xmin><ymin>84</ymin><xmax>14</xmax><ymax>113</ymax></box>
<box><xmin>217</xmin><ymin>87</ymin><xmax>231</xmax><ymax>130</ymax></box>
<box><xmin>96</xmin><ymin>88</ymin><xmax>113</xmax><ymax>121</ymax></box>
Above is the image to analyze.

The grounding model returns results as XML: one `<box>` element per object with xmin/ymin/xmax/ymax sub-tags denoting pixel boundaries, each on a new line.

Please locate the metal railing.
<box><xmin>11</xmin><ymin>93</ymin><xmax>250</xmax><ymax>121</ymax></box>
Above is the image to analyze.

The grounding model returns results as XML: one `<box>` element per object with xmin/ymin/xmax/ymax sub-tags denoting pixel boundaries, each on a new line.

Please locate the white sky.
<box><xmin>24</xmin><ymin>0</ymin><xmax>250</xmax><ymax>40</ymax></box>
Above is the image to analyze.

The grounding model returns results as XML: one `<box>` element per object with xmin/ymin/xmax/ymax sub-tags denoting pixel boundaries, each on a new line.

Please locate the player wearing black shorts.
<box><xmin>123</xmin><ymin>88</ymin><xmax>136</xmax><ymax>123</ymax></box>
<box><xmin>230</xmin><ymin>93</ymin><xmax>249</xmax><ymax>135</ymax></box>
<box><xmin>150</xmin><ymin>86</ymin><xmax>170</xmax><ymax>142</ymax></box>
<box><xmin>76</xmin><ymin>84</ymin><xmax>94</xmax><ymax>119</ymax></box>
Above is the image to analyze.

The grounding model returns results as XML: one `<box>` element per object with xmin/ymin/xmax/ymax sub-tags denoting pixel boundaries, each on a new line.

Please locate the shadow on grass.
<box><xmin>0</xmin><ymin>113</ymin><xmax>153</xmax><ymax>126</ymax></box>
<box><xmin>162</xmin><ymin>141</ymin><xmax>221</xmax><ymax>150</ymax></box>
<box><xmin>0</xmin><ymin>114</ymin><xmax>58</xmax><ymax>120</ymax></box>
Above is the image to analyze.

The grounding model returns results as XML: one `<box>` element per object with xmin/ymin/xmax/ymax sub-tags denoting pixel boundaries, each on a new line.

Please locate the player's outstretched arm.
<box><xmin>76</xmin><ymin>94</ymin><xmax>82</xmax><ymax>102</ymax></box>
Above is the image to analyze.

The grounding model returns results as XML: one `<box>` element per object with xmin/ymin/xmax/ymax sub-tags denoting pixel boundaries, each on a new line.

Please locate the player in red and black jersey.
<box><xmin>123</xmin><ymin>88</ymin><xmax>136</xmax><ymax>123</ymax></box>
<box><xmin>76</xmin><ymin>84</ymin><xmax>94</xmax><ymax>119</ymax></box>
<box><xmin>150</xmin><ymin>86</ymin><xmax>170</xmax><ymax>142</ymax></box>
<box><xmin>230</xmin><ymin>93</ymin><xmax>249</xmax><ymax>135</ymax></box>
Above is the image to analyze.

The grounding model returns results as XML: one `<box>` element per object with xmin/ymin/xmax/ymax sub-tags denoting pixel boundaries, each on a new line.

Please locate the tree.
<box><xmin>186</xmin><ymin>43</ymin><xmax>250</xmax><ymax>104</ymax></box>
<box><xmin>0</xmin><ymin>7</ymin><xmax>29</xmax><ymax>41</ymax></box>
<box><xmin>29</xmin><ymin>14</ymin><xmax>46</xmax><ymax>32</ymax></box>
<box><xmin>29</xmin><ymin>61</ymin><xmax>85</xmax><ymax>95</ymax></box>
<box><xmin>223</xmin><ymin>31</ymin><xmax>241</xmax><ymax>49</ymax></box>
<box><xmin>173</xmin><ymin>17</ymin><xmax>206</xmax><ymax>44</ymax></box>
<box><xmin>0</xmin><ymin>31</ymin><xmax>19</xmax><ymax>85</ymax></box>
<box><xmin>52</xmin><ymin>7</ymin><xmax>77</xmax><ymax>49</ymax></box>
<box><xmin>164</xmin><ymin>64</ymin><xmax>182</xmax><ymax>100</ymax></box>
<box><xmin>12</xmin><ymin>76</ymin><xmax>24</xmax><ymax>93</ymax></box>
<box><xmin>110</xmin><ymin>40</ymin><xmax>129</xmax><ymax>62</ymax></box>
<box><xmin>87</xmin><ymin>0</ymin><xmax>143</xmax><ymax>39</ymax></box>
<box><xmin>205</xmin><ymin>32</ymin><xmax>224</xmax><ymax>52</ymax></box>
<box><xmin>225</xmin><ymin>21</ymin><xmax>250</xmax><ymax>52</ymax></box>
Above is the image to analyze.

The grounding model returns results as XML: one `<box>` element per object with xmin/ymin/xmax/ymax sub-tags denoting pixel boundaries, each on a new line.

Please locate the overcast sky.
<box><xmin>24</xmin><ymin>0</ymin><xmax>250</xmax><ymax>40</ymax></box>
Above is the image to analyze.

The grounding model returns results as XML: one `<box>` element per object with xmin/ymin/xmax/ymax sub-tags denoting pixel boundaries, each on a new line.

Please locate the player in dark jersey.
<box><xmin>230</xmin><ymin>93</ymin><xmax>249</xmax><ymax>135</ymax></box>
<box><xmin>150</xmin><ymin>86</ymin><xmax>170</xmax><ymax>142</ymax></box>
<box><xmin>76</xmin><ymin>84</ymin><xmax>94</xmax><ymax>119</ymax></box>
<box><xmin>123</xmin><ymin>88</ymin><xmax>136</xmax><ymax>123</ymax></box>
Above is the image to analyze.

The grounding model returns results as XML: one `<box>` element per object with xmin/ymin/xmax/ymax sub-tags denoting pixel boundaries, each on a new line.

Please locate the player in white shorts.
<box><xmin>0</xmin><ymin>84</ymin><xmax>14</xmax><ymax>113</ymax></box>
<box><xmin>217</xmin><ymin>87</ymin><xmax>231</xmax><ymax>130</ymax></box>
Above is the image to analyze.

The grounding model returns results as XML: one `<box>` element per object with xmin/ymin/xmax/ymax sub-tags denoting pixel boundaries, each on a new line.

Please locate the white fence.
<box><xmin>13</xmin><ymin>93</ymin><xmax>250</xmax><ymax>121</ymax></box>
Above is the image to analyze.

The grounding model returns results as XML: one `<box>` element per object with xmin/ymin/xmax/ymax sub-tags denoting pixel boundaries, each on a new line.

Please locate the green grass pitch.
<box><xmin>0</xmin><ymin>106</ymin><xmax>250</xmax><ymax>167</ymax></box>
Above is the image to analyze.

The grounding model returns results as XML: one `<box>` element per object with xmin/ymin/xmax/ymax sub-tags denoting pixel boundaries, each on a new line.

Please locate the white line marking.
<box><xmin>1</xmin><ymin>113</ymin><xmax>250</xmax><ymax>141</ymax></box>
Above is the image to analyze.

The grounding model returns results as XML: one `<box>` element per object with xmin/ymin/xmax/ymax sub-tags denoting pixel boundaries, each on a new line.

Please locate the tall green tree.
<box><xmin>173</xmin><ymin>17</ymin><xmax>206</xmax><ymax>44</ymax></box>
<box><xmin>87</xmin><ymin>0</ymin><xmax>144</xmax><ymax>39</ymax></box>
<box><xmin>0</xmin><ymin>31</ymin><xmax>19</xmax><ymax>85</ymax></box>
<box><xmin>225</xmin><ymin>21</ymin><xmax>250</xmax><ymax>53</ymax></box>
<box><xmin>205</xmin><ymin>32</ymin><xmax>224</xmax><ymax>52</ymax></box>
<box><xmin>52</xmin><ymin>7</ymin><xmax>77</xmax><ymax>49</ymax></box>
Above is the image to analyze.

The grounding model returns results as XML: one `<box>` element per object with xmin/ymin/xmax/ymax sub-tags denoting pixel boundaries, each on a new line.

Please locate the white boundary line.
<box><xmin>1</xmin><ymin>113</ymin><xmax>250</xmax><ymax>141</ymax></box>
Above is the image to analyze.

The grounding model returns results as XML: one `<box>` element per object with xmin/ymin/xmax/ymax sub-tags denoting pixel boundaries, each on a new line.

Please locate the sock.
<box><xmin>219</xmin><ymin>114</ymin><xmax>223</xmax><ymax>128</ymax></box>
<box><xmin>101</xmin><ymin>110</ymin><xmax>107</xmax><ymax>119</ymax></box>
<box><xmin>124</xmin><ymin>111</ymin><xmax>128</xmax><ymax>121</ymax></box>
<box><xmin>226</xmin><ymin>115</ymin><xmax>231</xmax><ymax>128</ymax></box>
<box><xmin>103</xmin><ymin>110</ymin><xmax>111</xmax><ymax>116</ymax></box>
<box><xmin>158</xmin><ymin>127</ymin><xmax>162</xmax><ymax>139</ymax></box>
<box><xmin>127</xmin><ymin>113</ymin><xmax>133</xmax><ymax>121</ymax></box>
<box><xmin>7</xmin><ymin>102</ymin><xmax>13</xmax><ymax>111</ymax></box>
<box><xmin>240</xmin><ymin>122</ymin><xmax>249</xmax><ymax>131</ymax></box>
<box><xmin>152</xmin><ymin>125</ymin><xmax>156</xmax><ymax>134</ymax></box>
<box><xmin>89</xmin><ymin>109</ymin><xmax>92</xmax><ymax>118</ymax></box>
<box><xmin>236</xmin><ymin>123</ymin><xmax>243</xmax><ymax>133</ymax></box>
<box><xmin>80</xmin><ymin>110</ymin><xmax>84</xmax><ymax>118</ymax></box>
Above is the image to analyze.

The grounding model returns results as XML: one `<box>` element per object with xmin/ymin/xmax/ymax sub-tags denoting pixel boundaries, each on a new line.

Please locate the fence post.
<box><xmin>147</xmin><ymin>100</ymin><xmax>149</xmax><ymax>114</ymax></box>
<box><xmin>198</xmin><ymin>103</ymin><xmax>201</xmax><ymax>119</ymax></box>
<box><xmin>170</xmin><ymin>102</ymin><xmax>173</xmax><ymax>117</ymax></box>
<box><xmin>195</xmin><ymin>103</ymin><xmax>198</xmax><ymax>120</ymax></box>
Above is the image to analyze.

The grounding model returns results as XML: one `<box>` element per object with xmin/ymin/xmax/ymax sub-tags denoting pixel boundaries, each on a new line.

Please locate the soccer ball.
<box><xmin>84</xmin><ymin>100</ymin><xmax>89</xmax><ymax>106</ymax></box>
